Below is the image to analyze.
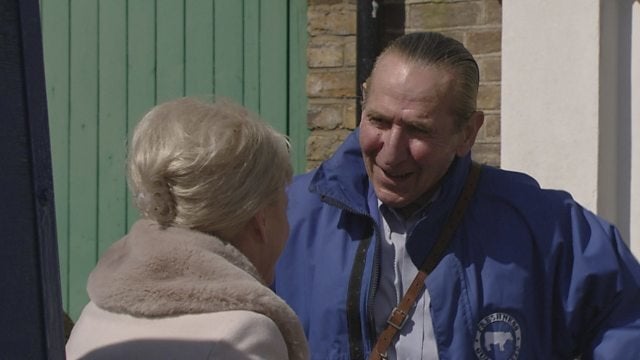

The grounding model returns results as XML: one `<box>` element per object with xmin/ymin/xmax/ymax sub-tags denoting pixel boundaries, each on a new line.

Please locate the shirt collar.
<box><xmin>377</xmin><ymin>187</ymin><xmax>441</xmax><ymax>235</ymax></box>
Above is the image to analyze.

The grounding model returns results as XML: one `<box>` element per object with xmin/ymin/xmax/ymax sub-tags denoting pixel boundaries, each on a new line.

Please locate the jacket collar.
<box><xmin>309</xmin><ymin>128</ymin><xmax>372</xmax><ymax>216</ymax></box>
<box><xmin>88</xmin><ymin>220</ymin><xmax>309</xmax><ymax>360</ymax></box>
<box><xmin>308</xmin><ymin>128</ymin><xmax>473</xmax><ymax>224</ymax></box>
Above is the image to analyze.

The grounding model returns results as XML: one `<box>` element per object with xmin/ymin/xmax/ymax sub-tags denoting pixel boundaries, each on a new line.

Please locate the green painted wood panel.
<box><xmin>68</xmin><ymin>0</ymin><xmax>99</xmax><ymax>319</ymax></box>
<box><xmin>157</xmin><ymin>0</ymin><xmax>185</xmax><ymax>103</ymax></box>
<box><xmin>185</xmin><ymin>0</ymin><xmax>214</xmax><ymax>96</ymax></box>
<box><xmin>214</xmin><ymin>0</ymin><xmax>243</xmax><ymax>102</ymax></box>
<box><xmin>243</xmin><ymin>0</ymin><xmax>260</xmax><ymax>111</ymax></box>
<box><xmin>126</xmin><ymin>0</ymin><xmax>156</xmax><ymax>231</ymax></box>
<box><xmin>41</xmin><ymin>0</ymin><xmax>70</xmax><ymax>310</ymax></box>
<box><xmin>289</xmin><ymin>0</ymin><xmax>310</xmax><ymax>171</ymax></box>
<box><xmin>42</xmin><ymin>0</ymin><xmax>308</xmax><ymax>320</ymax></box>
<box><xmin>260</xmin><ymin>0</ymin><xmax>288</xmax><ymax>135</ymax></box>
<box><xmin>98</xmin><ymin>0</ymin><xmax>127</xmax><ymax>257</ymax></box>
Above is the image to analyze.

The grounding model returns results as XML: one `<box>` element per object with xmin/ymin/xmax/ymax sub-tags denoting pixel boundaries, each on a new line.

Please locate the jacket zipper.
<box><xmin>321</xmin><ymin>195</ymin><xmax>380</xmax><ymax>358</ymax></box>
<box><xmin>366</xmin><ymin>228</ymin><xmax>382</xmax><ymax>353</ymax></box>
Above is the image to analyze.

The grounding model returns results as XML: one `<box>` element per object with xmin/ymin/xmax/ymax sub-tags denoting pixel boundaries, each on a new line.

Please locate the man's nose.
<box><xmin>379</xmin><ymin>126</ymin><xmax>409</xmax><ymax>166</ymax></box>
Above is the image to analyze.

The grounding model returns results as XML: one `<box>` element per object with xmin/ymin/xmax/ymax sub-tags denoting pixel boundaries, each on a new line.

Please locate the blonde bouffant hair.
<box><xmin>127</xmin><ymin>97</ymin><xmax>293</xmax><ymax>240</ymax></box>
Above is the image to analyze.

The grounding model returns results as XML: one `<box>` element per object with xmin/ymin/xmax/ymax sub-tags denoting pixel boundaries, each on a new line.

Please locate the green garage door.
<box><xmin>40</xmin><ymin>0</ymin><xmax>307</xmax><ymax>319</ymax></box>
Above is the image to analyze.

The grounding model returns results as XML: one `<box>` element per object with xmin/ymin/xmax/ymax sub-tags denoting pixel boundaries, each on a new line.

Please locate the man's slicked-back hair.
<box><xmin>370</xmin><ymin>32</ymin><xmax>480</xmax><ymax>128</ymax></box>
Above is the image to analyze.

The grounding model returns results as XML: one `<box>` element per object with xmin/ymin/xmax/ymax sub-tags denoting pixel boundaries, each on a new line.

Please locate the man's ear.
<box><xmin>361</xmin><ymin>82</ymin><xmax>368</xmax><ymax>105</ymax></box>
<box><xmin>455</xmin><ymin>111</ymin><xmax>484</xmax><ymax>157</ymax></box>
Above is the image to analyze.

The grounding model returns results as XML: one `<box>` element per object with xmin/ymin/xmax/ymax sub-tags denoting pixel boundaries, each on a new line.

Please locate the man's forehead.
<box><xmin>367</xmin><ymin>70</ymin><xmax>455</xmax><ymax>112</ymax></box>
<box><xmin>368</xmin><ymin>55</ymin><xmax>455</xmax><ymax>96</ymax></box>
<box><xmin>371</xmin><ymin>52</ymin><xmax>452</xmax><ymax>78</ymax></box>
<box><xmin>364</xmin><ymin>100</ymin><xmax>436</xmax><ymax>118</ymax></box>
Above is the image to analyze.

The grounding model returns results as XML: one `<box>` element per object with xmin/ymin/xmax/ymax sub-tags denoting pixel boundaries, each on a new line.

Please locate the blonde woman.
<box><xmin>66</xmin><ymin>97</ymin><xmax>308</xmax><ymax>360</ymax></box>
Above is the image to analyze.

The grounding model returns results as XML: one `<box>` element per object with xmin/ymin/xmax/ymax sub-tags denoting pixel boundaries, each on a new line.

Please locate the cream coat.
<box><xmin>66</xmin><ymin>220</ymin><xmax>308</xmax><ymax>359</ymax></box>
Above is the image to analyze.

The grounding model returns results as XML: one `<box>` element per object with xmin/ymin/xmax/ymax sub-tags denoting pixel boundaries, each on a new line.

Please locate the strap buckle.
<box><xmin>386</xmin><ymin>306</ymin><xmax>408</xmax><ymax>330</ymax></box>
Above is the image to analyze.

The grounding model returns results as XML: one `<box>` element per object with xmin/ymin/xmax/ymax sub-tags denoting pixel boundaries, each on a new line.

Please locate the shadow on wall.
<box><xmin>64</xmin><ymin>312</ymin><xmax>74</xmax><ymax>341</ymax></box>
<box><xmin>378</xmin><ymin>0</ymin><xmax>405</xmax><ymax>45</ymax></box>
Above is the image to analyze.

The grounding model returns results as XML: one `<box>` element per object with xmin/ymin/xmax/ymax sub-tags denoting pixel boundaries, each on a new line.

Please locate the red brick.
<box><xmin>308</xmin><ymin>36</ymin><xmax>345</xmax><ymax>68</ymax></box>
<box><xmin>465</xmin><ymin>30</ymin><xmax>501</xmax><ymax>54</ymax></box>
<box><xmin>344</xmin><ymin>101</ymin><xmax>357</xmax><ymax>129</ymax></box>
<box><xmin>307</xmin><ymin>70</ymin><xmax>356</xmax><ymax>98</ymax></box>
<box><xmin>306</xmin><ymin>129</ymin><xmax>352</xmax><ymax>161</ymax></box>
<box><xmin>471</xmin><ymin>142</ymin><xmax>500</xmax><ymax>167</ymax></box>
<box><xmin>481</xmin><ymin>113</ymin><xmax>501</xmax><ymax>140</ymax></box>
<box><xmin>407</xmin><ymin>2</ymin><xmax>483</xmax><ymax>29</ymax></box>
<box><xmin>344</xmin><ymin>36</ymin><xmax>357</xmax><ymax>67</ymax></box>
<box><xmin>308</xmin><ymin>103</ymin><xmax>343</xmax><ymax>130</ymax></box>
<box><xmin>308</xmin><ymin>4</ymin><xmax>356</xmax><ymax>36</ymax></box>
<box><xmin>477</xmin><ymin>56</ymin><xmax>501</xmax><ymax>82</ymax></box>
<box><xmin>484</xmin><ymin>0</ymin><xmax>502</xmax><ymax>25</ymax></box>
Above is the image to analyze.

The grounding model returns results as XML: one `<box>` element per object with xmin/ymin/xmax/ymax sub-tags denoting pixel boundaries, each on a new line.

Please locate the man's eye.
<box><xmin>409</xmin><ymin>125</ymin><xmax>431</xmax><ymax>135</ymax></box>
<box><xmin>368</xmin><ymin>117</ymin><xmax>387</xmax><ymax>127</ymax></box>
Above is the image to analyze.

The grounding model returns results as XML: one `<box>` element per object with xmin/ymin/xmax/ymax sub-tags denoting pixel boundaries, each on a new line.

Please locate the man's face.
<box><xmin>359</xmin><ymin>53</ymin><xmax>480</xmax><ymax>211</ymax></box>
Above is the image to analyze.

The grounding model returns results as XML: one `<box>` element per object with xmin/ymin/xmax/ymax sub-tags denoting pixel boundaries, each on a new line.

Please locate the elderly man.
<box><xmin>275</xmin><ymin>32</ymin><xmax>640</xmax><ymax>359</ymax></box>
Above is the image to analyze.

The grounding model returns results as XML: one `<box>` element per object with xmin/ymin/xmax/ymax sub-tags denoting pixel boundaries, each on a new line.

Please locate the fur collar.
<box><xmin>88</xmin><ymin>219</ymin><xmax>308</xmax><ymax>359</ymax></box>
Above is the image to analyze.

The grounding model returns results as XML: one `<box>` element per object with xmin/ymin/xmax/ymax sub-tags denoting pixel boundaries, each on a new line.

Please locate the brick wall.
<box><xmin>406</xmin><ymin>0</ymin><xmax>502</xmax><ymax>166</ymax></box>
<box><xmin>305</xmin><ymin>0</ymin><xmax>502</xmax><ymax>169</ymax></box>
<box><xmin>306</xmin><ymin>0</ymin><xmax>358</xmax><ymax>170</ymax></box>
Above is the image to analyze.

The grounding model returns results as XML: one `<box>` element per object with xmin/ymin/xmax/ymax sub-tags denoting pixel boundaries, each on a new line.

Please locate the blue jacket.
<box><xmin>275</xmin><ymin>129</ymin><xmax>640</xmax><ymax>360</ymax></box>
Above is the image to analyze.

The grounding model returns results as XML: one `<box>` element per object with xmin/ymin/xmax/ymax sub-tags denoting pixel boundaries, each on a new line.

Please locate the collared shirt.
<box><xmin>374</xmin><ymin>199</ymin><xmax>440</xmax><ymax>360</ymax></box>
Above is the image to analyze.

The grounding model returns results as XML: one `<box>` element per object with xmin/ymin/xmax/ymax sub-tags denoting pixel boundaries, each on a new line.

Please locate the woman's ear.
<box><xmin>250</xmin><ymin>208</ymin><xmax>268</xmax><ymax>244</ymax></box>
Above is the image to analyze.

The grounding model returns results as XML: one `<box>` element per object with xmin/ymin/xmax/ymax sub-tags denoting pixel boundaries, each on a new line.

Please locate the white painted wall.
<box><xmin>631</xmin><ymin>1</ymin><xmax>640</xmax><ymax>256</ymax></box>
<box><xmin>502</xmin><ymin>1</ymin><xmax>601</xmax><ymax>208</ymax></box>
<box><xmin>501</xmin><ymin>0</ymin><xmax>638</xmax><ymax>256</ymax></box>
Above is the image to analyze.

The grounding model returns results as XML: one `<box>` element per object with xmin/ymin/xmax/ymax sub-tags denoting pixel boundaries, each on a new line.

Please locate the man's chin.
<box><xmin>376</xmin><ymin>193</ymin><xmax>412</xmax><ymax>209</ymax></box>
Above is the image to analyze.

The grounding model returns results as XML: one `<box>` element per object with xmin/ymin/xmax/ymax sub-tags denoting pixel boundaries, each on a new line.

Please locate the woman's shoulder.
<box><xmin>66</xmin><ymin>303</ymin><xmax>288</xmax><ymax>359</ymax></box>
<box><xmin>197</xmin><ymin>310</ymin><xmax>290</xmax><ymax>359</ymax></box>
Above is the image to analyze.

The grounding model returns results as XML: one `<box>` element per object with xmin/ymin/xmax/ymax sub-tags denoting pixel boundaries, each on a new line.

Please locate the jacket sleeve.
<box><xmin>587</xmin><ymin>228</ymin><xmax>640</xmax><ymax>359</ymax></box>
<box><xmin>558</xmin><ymin>207</ymin><xmax>640</xmax><ymax>359</ymax></box>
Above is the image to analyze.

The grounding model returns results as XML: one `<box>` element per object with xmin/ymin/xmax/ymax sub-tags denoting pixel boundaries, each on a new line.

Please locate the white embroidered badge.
<box><xmin>473</xmin><ymin>312</ymin><xmax>522</xmax><ymax>360</ymax></box>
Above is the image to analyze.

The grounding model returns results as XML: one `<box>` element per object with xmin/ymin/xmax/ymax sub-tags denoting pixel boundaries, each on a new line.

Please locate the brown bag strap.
<box><xmin>369</xmin><ymin>161</ymin><xmax>483</xmax><ymax>360</ymax></box>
